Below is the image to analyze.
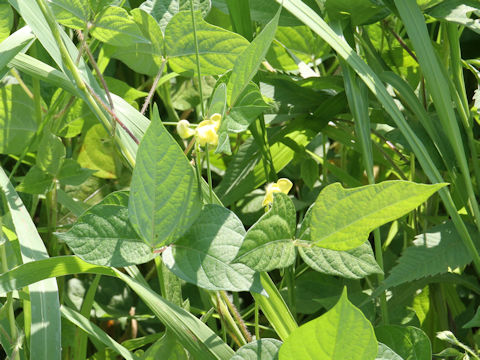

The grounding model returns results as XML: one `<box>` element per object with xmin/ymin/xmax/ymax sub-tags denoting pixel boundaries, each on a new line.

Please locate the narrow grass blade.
<box><xmin>0</xmin><ymin>167</ymin><xmax>61</xmax><ymax>360</ymax></box>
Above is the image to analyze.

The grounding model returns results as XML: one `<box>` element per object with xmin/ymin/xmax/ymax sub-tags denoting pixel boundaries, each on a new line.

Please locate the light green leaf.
<box><xmin>162</xmin><ymin>204</ymin><xmax>263</xmax><ymax>292</ymax></box>
<box><xmin>0</xmin><ymin>4</ymin><xmax>13</xmax><ymax>42</ymax></box>
<box><xmin>0</xmin><ymin>85</ymin><xmax>37</xmax><ymax>155</ymax></box>
<box><xmin>140</xmin><ymin>0</ymin><xmax>211</xmax><ymax>32</ymax></box>
<box><xmin>61</xmin><ymin>305</ymin><xmax>138</xmax><ymax>360</ymax></box>
<box><xmin>463</xmin><ymin>306</ymin><xmax>480</xmax><ymax>328</ymax></box>
<box><xmin>234</xmin><ymin>193</ymin><xmax>296</xmax><ymax>272</ymax></box>
<box><xmin>225</xmin><ymin>82</ymin><xmax>269</xmax><ymax>133</ymax></box>
<box><xmin>103</xmin><ymin>8</ymin><xmax>164</xmax><ymax>76</ymax></box>
<box><xmin>51</xmin><ymin>95</ymin><xmax>92</xmax><ymax>138</ymax></box>
<box><xmin>91</xmin><ymin>6</ymin><xmax>150</xmax><ymax>46</ymax></box>
<box><xmin>228</xmin><ymin>7</ymin><xmax>280</xmax><ymax>105</ymax></box>
<box><xmin>129</xmin><ymin>116</ymin><xmax>202</xmax><ymax>248</ymax></box>
<box><xmin>379</xmin><ymin>221</ymin><xmax>477</xmax><ymax>291</ymax></box>
<box><xmin>16</xmin><ymin>165</ymin><xmax>54</xmax><ymax>194</ymax></box>
<box><xmin>375</xmin><ymin>326</ymin><xmax>431</xmax><ymax>360</ymax></box>
<box><xmin>376</xmin><ymin>343</ymin><xmax>404</xmax><ymax>360</ymax></box>
<box><xmin>310</xmin><ymin>181</ymin><xmax>446</xmax><ymax>250</ymax></box>
<box><xmin>57</xmin><ymin>159</ymin><xmax>96</xmax><ymax>186</ymax></box>
<box><xmin>37</xmin><ymin>132</ymin><xmax>66</xmax><ymax>175</ymax></box>
<box><xmin>49</xmin><ymin>0</ymin><xmax>91</xmax><ymax>29</ymax></box>
<box><xmin>57</xmin><ymin>198</ymin><xmax>155</xmax><ymax>267</ymax></box>
<box><xmin>231</xmin><ymin>339</ymin><xmax>282</xmax><ymax>360</ymax></box>
<box><xmin>279</xmin><ymin>288</ymin><xmax>377</xmax><ymax>360</ymax></box>
<box><xmin>298</xmin><ymin>206</ymin><xmax>382</xmax><ymax>279</ymax></box>
<box><xmin>165</xmin><ymin>11</ymin><xmax>249</xmax><ymax>76</ymax></box>
<box><xmin>427</xmin><ymin>0</ymin><xmax>480</xmax><ymax>34</ymax></box>
<box><xmin>77</xmin><ymin>124</ymin><xmax>117</xmax><ymax>179</ymax></box>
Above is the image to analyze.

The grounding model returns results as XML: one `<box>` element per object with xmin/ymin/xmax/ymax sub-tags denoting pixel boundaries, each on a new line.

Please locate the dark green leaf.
<box><xmin>375</xmin><ymin>326</ymin><xmax>431</xmax><ymax>360</ymax></box>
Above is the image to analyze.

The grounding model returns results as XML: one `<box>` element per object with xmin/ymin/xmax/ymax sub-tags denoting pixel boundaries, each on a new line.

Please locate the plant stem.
<box><xmin>205</xmin><ymin>145</ymin><xmax>213</xmax><ymax>203</ymax></box>
<box><xmin>189</xmin><ymin>0</ymin><xmax>205</xmax><ymax>117</ymax></box>
<box><xmin>141</xmin><ymin>60</ymin><xmax>166</xmax><ymax>115</ymax></box>
<box><xmin>220</xmin><ymin>291</ymin><xmax>252</xmax><ymax>343</ymax></box>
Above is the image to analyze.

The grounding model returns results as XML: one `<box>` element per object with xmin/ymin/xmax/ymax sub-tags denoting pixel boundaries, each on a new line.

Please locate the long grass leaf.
<box><xmin>0</xmin><ymin>167</ymin><xmax>61</xmax><ymax>360</ymax></box>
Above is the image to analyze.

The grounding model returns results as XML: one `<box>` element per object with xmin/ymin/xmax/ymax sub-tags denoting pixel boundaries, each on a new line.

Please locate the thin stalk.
<box><xmin>213</xmin><ymin>292</ymin><xmax>245</xmax><ymax>346</ymax></box>
<box><xmin>254</xmin><ymin>302</ymin><xmax>260</xmax><ymax>340</ymax></box>
<box><xmin>189</xmin><ymin>0</ymin><xmax>205</xmax><ymax>117</ymax></box>
<box><xmin>285</xmin><ymin>266</ymin><xmax>296</xmax><ymax>320</ymax></box>
<box><xmin>219</xmin><ymin>291</ymin><xmax>252</xmax><ymax>343</ymax></box>
<box><xmin>322</xmin><ymin>133</ymin><xmax>328</xmax><ymax>183</ymax></box>
<box><xmin>205</xmin><ymin>145</ymin><xmax>213</xmax><ymax>203</ymax></box>
<box><xmin>194</xmin><ymin>143</ymin><xmax>204</xmax><ymax>202</ymax></box>
<box><xmin>45</xmin><ymin>181</ymin><xmax>58</xmax><ymax>256</ymax></box>
<box><xmin>141</xmin><ymin>60</ymin><xmax>166</xmax><ymax>115</ymax></box>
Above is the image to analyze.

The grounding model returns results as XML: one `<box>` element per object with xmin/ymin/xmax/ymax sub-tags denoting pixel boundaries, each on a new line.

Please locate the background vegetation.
<box><xmin>1</xmin><ymin>0</ymin><xmax>480</xmax><ymax>359</ymax></box>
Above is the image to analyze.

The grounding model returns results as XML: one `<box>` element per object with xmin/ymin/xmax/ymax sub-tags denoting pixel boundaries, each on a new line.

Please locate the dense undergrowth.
<box><xmin>1</xmin><ymin>0</ymin><xmax>480</xmax><ymax>359</ymax></box>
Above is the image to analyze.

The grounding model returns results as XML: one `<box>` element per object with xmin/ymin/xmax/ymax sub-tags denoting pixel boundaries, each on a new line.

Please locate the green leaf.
<box><xmin>57</xmin><ymin>196</ymin><xmax>155</xmax><ymax>267</ymax></box>
<box><xmin>427</xmin><ymin>0</ymin><xmax>480</xmax><ymax>34</ymax></box>
<box><xmin>140</xmin><ymin>0</ymin><xmax>211</xmax><ymax>32</ymax></box>
<box><xmin>129</xmin><ymin>117</ymin><xmax>202</xmax><ymax>248</ymax></box>
<box><xmin>37</xmin><ymin>132</ymin><xmax>66</xmax><ymax>175</ymax></box>
<box><xmin>234</xmin><ymin>193</ymin><xmax>296</xmax><ymax>272</ymax></box>
<box><xmin>279</xmin><ymin>288</ymin><xmax>377</xmax><ymax>360</ymax></box>
<box><xmin>300</xmin><ymin>157</ymin><xmax>318</xmax><ymax>190</ymax></box>
<box><xmin>228</xmin><ymin>6</ymin><xmax>280</xmax><ymax>105</ymax></box>
<box><xmin>378</xmin><ymin>221</ymin><xmax>477</xmax><ymax>292</ymax></box>
<box><xmin>0</xmin><ymin>4</ymin><xmax>13</xmax><ymax>42</ymax></box>
<box><xmin>77</xmin><ymin>124</ymin><xmax>117</xmax><ymax>179</ymax></box>
<box><xmin>309</xmin><ymin>181</ymin><xmax>446</xmax><ymax>250</ymax></box>
<box><xmin>16</xmin><ymin>165</ymin><xmax>54</xmax><ymax>194</ymax></box>
<box><xmin>375</xmin><ymin>326</ymin><xmax>431</xmax><ymax>360</ymax></box>
<box><xmin>165</xmin><ymin>11</ymin><xmax>249</xmax><ymax>76</ymax></box>
<box><xmin>325</xmin><ymin>0</ymin><xmax>390</xmax><ymax>25</ymax></box>
<box><xmin>57</xmin><ymin>159</ymin><xmax>96</xmax><ymax>186</ymax></box>
<box><xmin>231</xmin><ymin>339</ymin><xmax>282</xmax><ymax>360</ymax></box>
<box><xmin>104</xmin><ymin>8</ymin><xmax>164</xmax><ymax>76</ymax></box>
<box><xmin>463</xmin><ymin>306</ymin><xmax>480</xmax><ymax>328</ymax></box>
<box><xmin>162</xmin><ymin>204</ymin><xmax>263</xmax><ymax>292</ymax></box>
<box><xmin>376</xmin><ymin>343</ymin><xmax>404</xmax><ymax>360</ymax></box>
<box><xmin>91</xmin><ymin>6</ymin><xmax>150</xmax><ymax>46</ymax></box>
<box><xmin>298</xmin><ymin>206</ymin><xmax>382</xmax><ymax>279</ymax></box>
<box><xmin>0</xmin><ymin>85</ymin><xmax>37</xmax><ymax>155</ymax></box>
<box><xmin>0</xmin><ymin>167</ymin><xmax>61</xmax><ymax>360</ymax></box>
<box><xmin>49</xmin><ymin>0</ymin><xmax>90</xmax><ymax>29</ymax></box>
<box><xmin>225</xmin><ymin>82</ymin><xmax>269</xmax><ymax>132</ymax></box>
<box><xmin>61</xmin><ymin>305</ymin><xmax>138</xmax><ymax>360</ymax></box>
<box><xmin>142</xmin><ymin>331</ymin><xmax>188</xmax><ymax>360</ymax></box>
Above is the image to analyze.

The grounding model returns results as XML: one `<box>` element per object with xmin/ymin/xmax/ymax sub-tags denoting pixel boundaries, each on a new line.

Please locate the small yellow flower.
<box><xmin>195</xmin><ymin>114</ymin><xmax>221</xmax><ymax>147</ymax></box>
<box><xmin>262</xmin><ymin>178</ymin><xmax>293</xmax><ymax>206</ymax></box>
<box><xmin>177</xmin><ymin>119</ymin><xmax>195</xmax><ymax>139</ymax></box>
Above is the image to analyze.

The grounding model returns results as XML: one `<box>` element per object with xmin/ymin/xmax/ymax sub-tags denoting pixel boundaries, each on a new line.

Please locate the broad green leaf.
<box><xmin>0</xmin><ymin>4</ymin><xmax>13</xmax><ymax>42</ymax></box>
<box><xmin>375</xmin><ymin>326</ymin><xmax>431</xmax><ymax>360</ymax></box>
<box><xmin>376</xmin><ymin>343</ymin><xmax>404</xmax><ymax>360</ymax></box>
<box><xmin>61</xmin><ymin>305</ymin><xmax>137</xmax><ymax>360</ymax></box>
<box><xmin>378</xmin><ymin>221</ymin><xmax>477</xmax><ymax>291</ymax></box>
<box><xmin>231</xmin><ymin>339</ymin><xmax>282</xmax><ymax>360</ymax></box>
<box><xmin>225</xmin><ymin>82</ymin><xmax>269</xmax><ymax>132</ymax></box>
<box><xmin>57</xmin><ymin>159</ymin><xmax>96</xmax><ymax>186</ymax></box>
<box><xmin>234</xmin><ymin>193</ymin><xmax>296</xmax><ymax>272</ymax></box>
<box><xmin>104</xmin><ymin>76</ymin><xmax>148</xmax><ymax>105</ymax></box>
<box><xmin>91</xmin><ymin>6</ymin><xmax>150</xmax><ymax>46</ymax></box>
<box><xmin>16</xmin><ymin>165</ymin><xmax>54</xmax><ymax>194</ymax></box>
<box><xmin>300</xmin><ymin>157</ymin><xmax>318</xmax><ymax>190</ymax></box>
<box><xmin>0</xmin><ymin>167</ymin><xmax>61</xmax><ymax>360</ymax></box>
<box><xmin>228</xmin><ymin>7</ymin><xmax>280</xmax><ymax>105</ymax></box>
<box><xmin>325</xmin><ymin>0</ymin><xmax>390</xmax><ymax>25</ymax></box>
<box><xmin>310</xmin><ymin>181</ymin><xmax>446</xmax><ymax>250</ymax></box>
<box><xmin>77</xmin><ymin>124</ymin><xmax>117</xmax><ymax>179</ymax></box>
<box><xmin>279</xmin><ymin>288</ymin><xmax>377</xmax><ymax>360</ymax></box>
<box><xmin>162</xmin><ymin>204</ymin><xmax>263</xmax><ymax>292</ymax></box>
<box><xmin>463</xmin><ymin>306</ymin><xmax>480</xmax><ymax>328</ymax></box>
<box><xmin>142</xmin><ymin>331</ymin><xmax>188</xmax><ymax>360</ymax></box>
<box><xmin>0</xmin><ymin>255</ymin><xmax>234</xmax><ymax>360</ymax></box>
<box><xmin>104</xmin><ymin>8</ymin><xmax>164</xmax><ymax>76</ymax></box>
<box><xmin>140</xmin><ymin>0</ymin><xmax>211</xmax><ymax>32</ymax></box>
<box><xmin>427</xmin><ymin>0</ymin><xmax>480</xmax><ymax>34</ymax></box>
<box><xmin>0</xmin><ymin>26</ymin><xmax>35</xmax><ymax>75</ymax></box>
<box><xmin>37</xmin><ymin>132</ymin><xmax>66</xmax><ymax>175</ymax></box>
<box><xmin>165</xmin><ymin>11</ymin><xmax>249</xmax><ymax>76</ymax></box>
<box><xmin>49</xmin><ymin>0</ymin><xmax>91</xmax><ymax>29</ymax></box>
<box><xmin>298</xmin><ymin>206</ymin><xmax>382</xmax><ymax>279</ymax></box>
<box><xmin>0</xmin><ymin>85</ymin><xmax>37</xmax><ymax>155</ymax></box>
<box><xmin>51</xmin><ymin>95</ymin><xmax>92</xmax><ymax>138</ymax></box>
<box><xmin>129</xmin><ymin>116</ymin><xmax>202</xmax><ymax>248</ymax></box>
<box><xmin>57</xmin><ymin>199</ymin><xmax>155</xmax><ymax>267</ymax></box>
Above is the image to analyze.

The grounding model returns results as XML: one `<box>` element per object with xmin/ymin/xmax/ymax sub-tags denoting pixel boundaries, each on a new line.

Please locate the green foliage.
<box><xmin>231</xmin><ymin>339</ymin><xmax>282</xmax><ymax>360</ymax></box>
<box><xmin>375</xmin><ymin>326</ymin><xmax>432</xmax><ymax>360</ymax></box>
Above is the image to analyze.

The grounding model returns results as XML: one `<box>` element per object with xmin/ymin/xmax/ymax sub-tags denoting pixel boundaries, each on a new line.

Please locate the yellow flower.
<box><xmin>195</xmin><ymin>114</ymin><xmax>221</xmax><ymax>147</ymax></box>
<box><xmin>262</xmin><ymin>178</ymin><xmax>293</xmax><ymax>206</ymax></box>
<box><xmin>177</xmin><ymin>119</ymin><xmax>195</xmax><ymax>139</ymax></box>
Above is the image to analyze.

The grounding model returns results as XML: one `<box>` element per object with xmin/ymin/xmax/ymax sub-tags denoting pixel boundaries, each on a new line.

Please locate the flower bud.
<box><xmin>177</xmin><ymin>119</ymin><xmax>195</xmax><ymax>139</ymax></box>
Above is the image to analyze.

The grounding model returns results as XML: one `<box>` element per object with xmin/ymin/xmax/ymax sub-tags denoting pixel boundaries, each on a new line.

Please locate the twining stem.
<box><xmin>205</xmin><ymin>145</ymin><xmax>213</xmax><ymax>203</ymax></box>
<box><xmin>220</xmin><ymin>291</ymin><xmax>252</xmax><ymax>343</ymax></box>
<box><xmin>141</xmin><ymin>60</ymin><xmax>166</xmax><ymax>115</ymax></box>
<box><xmin>189</xmin><ymin>0</ymin><xmax>205</xmax><ymax>117</ymax></box>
